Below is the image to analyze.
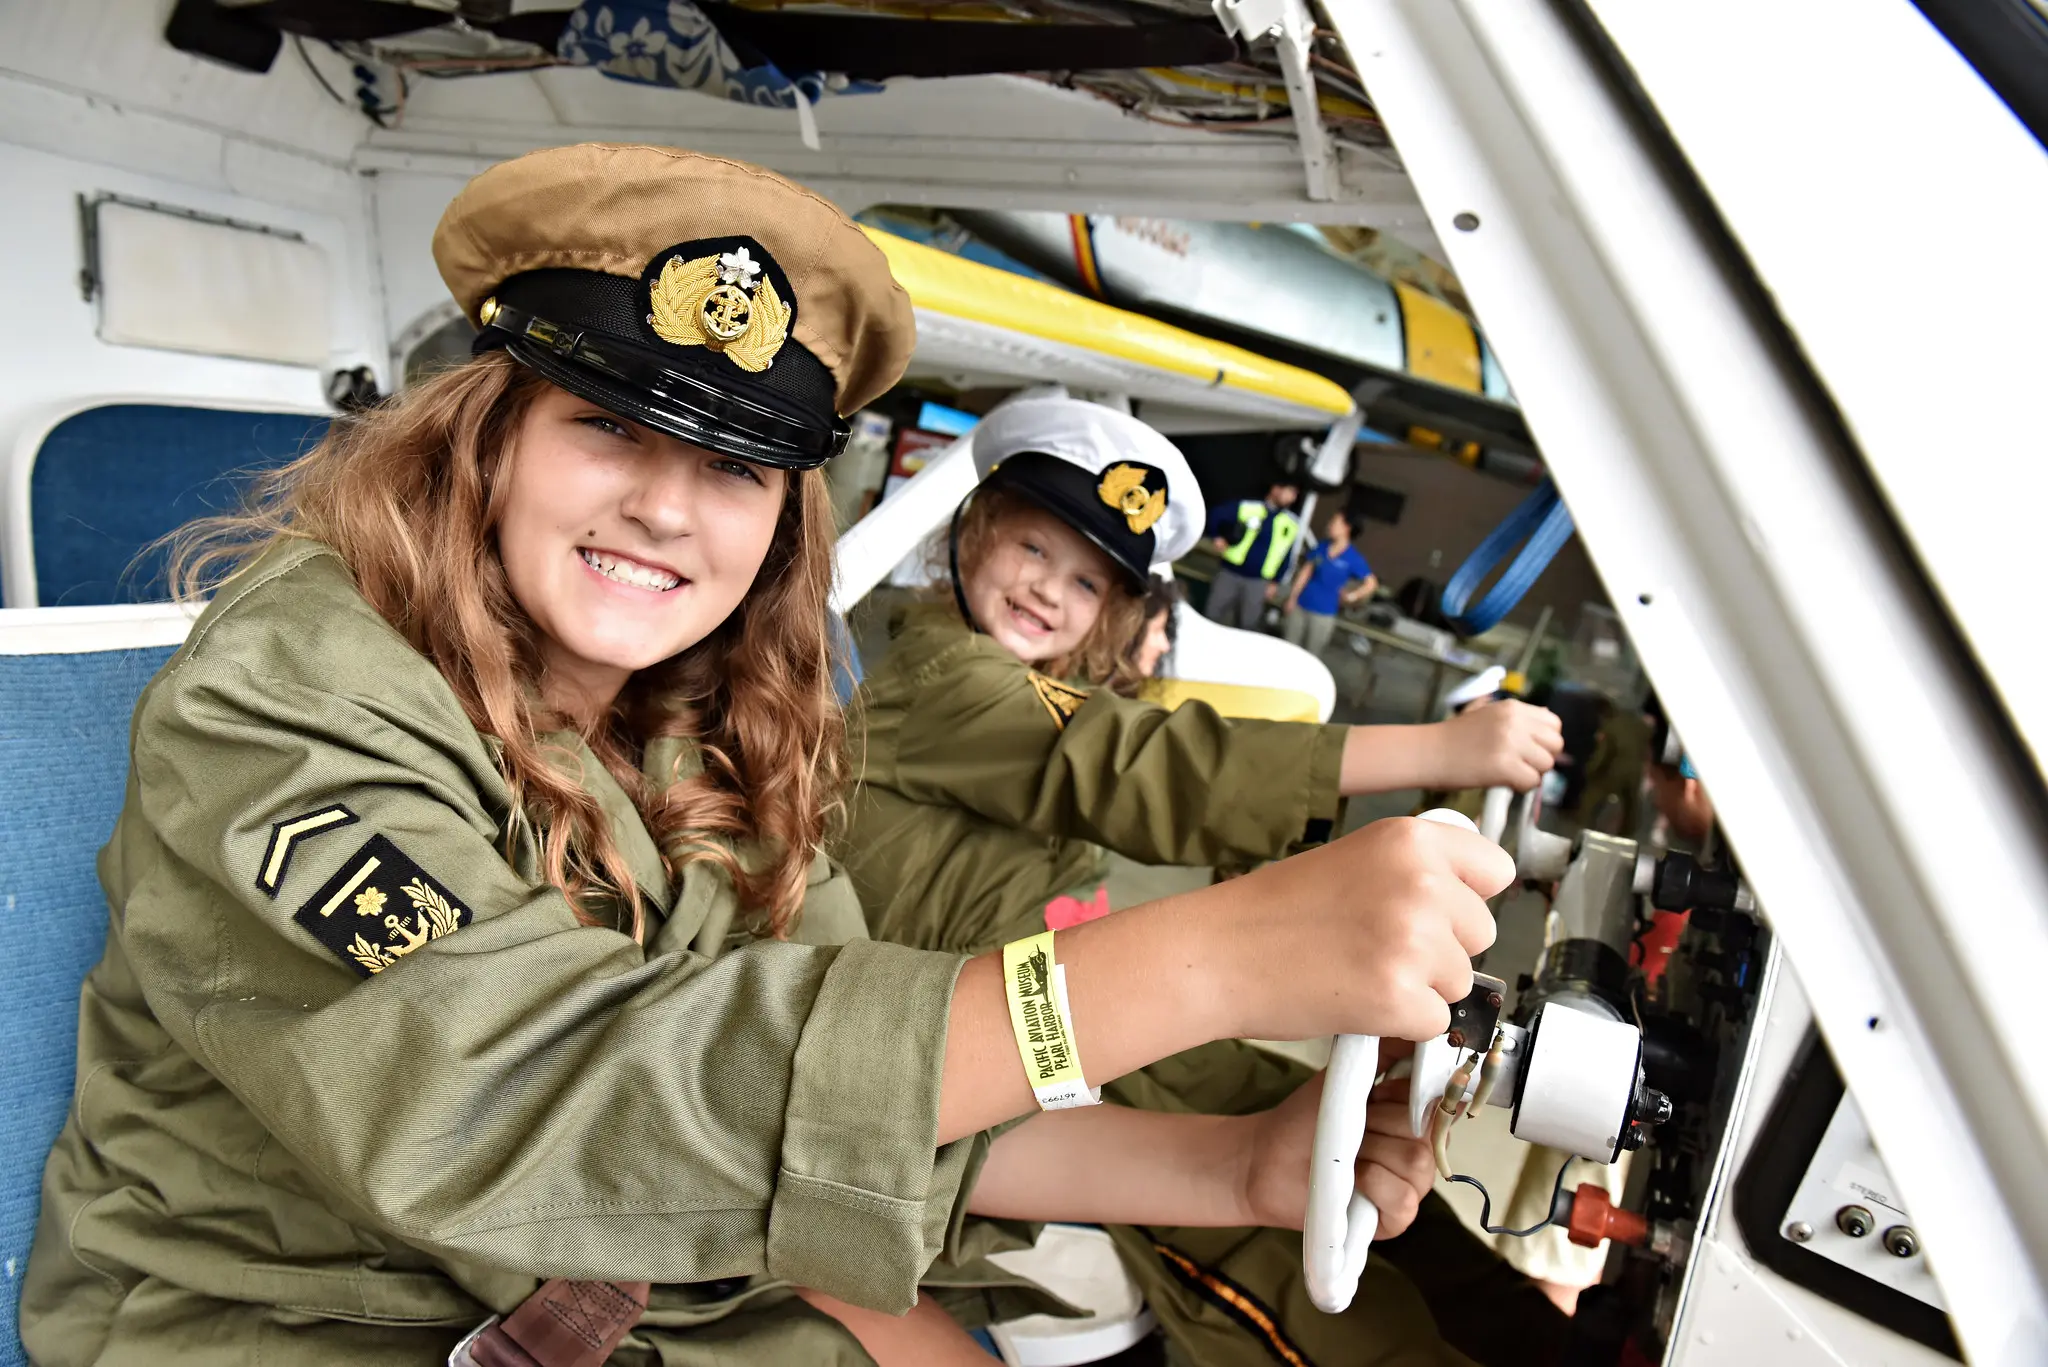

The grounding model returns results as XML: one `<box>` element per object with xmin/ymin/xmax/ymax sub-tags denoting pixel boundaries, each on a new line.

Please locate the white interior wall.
<box><xmin>370</xmin><ymin>170</ymin><xmax>474</xmax><ymax>354</ymax></box>
<box><xmin>0</xmin><ymin>141</ymin><xmax>383</xmax><ymax>457</ymax></box>
<box><xmin>0</xmin><ymin>0</ymin><xmax>1446</xmax><ymax>412</ymax></box>
<box><xmin>0</xmin><ymin>0</ymin><xmax>365</xmax><ymax>166</ymax></box>
<box><xmin>0</xmin><ymin>0</ymin><xmax>389</xmax><ymax>460</ymax></box>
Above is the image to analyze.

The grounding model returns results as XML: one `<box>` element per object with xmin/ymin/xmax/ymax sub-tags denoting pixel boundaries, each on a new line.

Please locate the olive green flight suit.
<box><xmin>845</xmin><ymin>607</ymin><xmax>1348</xmax><ymax>956</ymax></box>
<box><xmin>844</xmin><ymin>608</ymin><xmax>1569</xmax><ymax>1367</ymax></box>
<box><xmin>22</xmin><ymin>543</ymin><xmax>1050</xmax><ymax>1367</ymax></box>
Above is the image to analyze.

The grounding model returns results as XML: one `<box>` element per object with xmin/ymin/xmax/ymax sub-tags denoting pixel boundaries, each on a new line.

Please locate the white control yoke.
<box><xmin>1304</xmin><ymin>807</ymin><xmax>1477</xmax><ymax>1315</ymax></box>
<box><xmin>1307</xmin><ymin>795</ymin><xmax>1658</xmax><ymax>1313</ymax></box>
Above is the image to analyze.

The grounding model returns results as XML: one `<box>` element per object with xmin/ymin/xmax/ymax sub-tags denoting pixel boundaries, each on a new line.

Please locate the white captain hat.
<box><xmin>968</xmin><ymin>396</ymin><xmax>1205</xmax><ymax>587</ymax></box>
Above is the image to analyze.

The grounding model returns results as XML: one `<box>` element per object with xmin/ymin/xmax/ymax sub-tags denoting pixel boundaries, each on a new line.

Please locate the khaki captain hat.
<box><xmin>433</xmin><ymin>143</ymin><xmax>915</xmax><ymax>469</ymax></box>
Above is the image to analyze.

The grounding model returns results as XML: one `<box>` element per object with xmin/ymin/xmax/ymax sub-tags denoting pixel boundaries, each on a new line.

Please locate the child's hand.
<box><xmin>1433</xmin><ymin>698</ymin><xmax>1564</xmax><ymax>791</ymax></box>
<box><xmin>1241</xmin><ymin>1068</ymin><xmax>1435</xmax><ymax>1239</ymax></box>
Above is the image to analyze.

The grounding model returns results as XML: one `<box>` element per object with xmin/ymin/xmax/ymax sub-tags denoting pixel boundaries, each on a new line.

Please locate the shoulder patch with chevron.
<box><xmin>256</xmin><ymin>804</ymin><xmax>359</xmax><ymax>897</ymax></box>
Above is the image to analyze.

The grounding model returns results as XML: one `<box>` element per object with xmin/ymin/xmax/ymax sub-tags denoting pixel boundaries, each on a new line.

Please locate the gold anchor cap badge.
<box><xmin>1097</xmin><ymin>463</ymin><xmax>1168</xmax><ymax>535</ymax></box>
<box><xmin>649</xmin><ymin>244</ymin><xmax>791</xmax><ymax>372</ymax></box>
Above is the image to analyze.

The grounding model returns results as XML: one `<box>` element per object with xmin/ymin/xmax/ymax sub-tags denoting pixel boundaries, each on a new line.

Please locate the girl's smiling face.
<box><xmin>494</xmin><ymin>383</ymin><xmax>787</xmax><ymax>717</ymax></box>
<box><xmin>965</xmin><ymin>504</ymin><xmax>1121</xmax><ymax>666</ymax></box>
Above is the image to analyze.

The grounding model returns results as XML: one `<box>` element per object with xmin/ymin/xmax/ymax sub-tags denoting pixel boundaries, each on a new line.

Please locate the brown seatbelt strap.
<box><xmin>450</xmin><ymin>1279</ymin><xmax>651</xmax><ymax>1367</ymax></box>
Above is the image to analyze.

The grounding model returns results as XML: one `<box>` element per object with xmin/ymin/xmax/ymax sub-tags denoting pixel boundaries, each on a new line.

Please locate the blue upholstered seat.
<box><xmin>23</xmin><ymin>404</ymin><xmax>327</xmax><ymax>607</ymax></box>
<box><xmin>0</xmin><ymin>636</ymin><xmax>178</xmax><ymax>1365</ymax></box>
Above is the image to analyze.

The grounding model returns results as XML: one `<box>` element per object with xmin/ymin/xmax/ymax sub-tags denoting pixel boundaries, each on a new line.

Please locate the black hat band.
<box><xmin>984</xmin><ymin>451</ymin><xmax>1163</xmax><ymax>589</ymax></box>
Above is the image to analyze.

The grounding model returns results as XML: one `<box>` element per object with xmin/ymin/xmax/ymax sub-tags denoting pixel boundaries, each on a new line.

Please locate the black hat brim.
<box><xmin>477</xmin><ymin>266</ymin><xmax>849</xmax><ymax>470</ymax></box>
<box><xmin>496</xmin><ymin>331</ymin><xmax>845</xmax><ymax>470</ymax></box>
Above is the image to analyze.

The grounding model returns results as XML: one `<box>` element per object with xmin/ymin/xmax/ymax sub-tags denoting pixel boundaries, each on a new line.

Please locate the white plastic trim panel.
<box><xmin>1778</xmin><ymin>1091</ymin><xmax>1946</xmax><ymax>1311</ymax></box>
<box><xmin>0</xmin><ymin>602</ymin><xmax>197</xmax><ymax>655</ymax></box>
<box><xmin>830</xmin><ymin>433</ymin><xmax>977</xmax><ymax>617</ymax></box>
<box><xmin>3</xmin><ymin>394</ymin><xmax>331</xmax><ymax>608</ymax></box>
<box><xmin>352</xmin><ymin>117</ymin><xmax>1435</xmax><ymax>244</ymax></box>
<box><xmin>1584</xmin><ymin>0</ymin><xmax>2048</xmax><ymax>774</ymax></box>
<box><xmin>1165</xmin><ymin>606</ymin><xmax>1336</xmax><ymax>722</ymax></box>
<box><xmin>1669</xmin><ymin>959</ymin><xmax>1956</xmax><ymax>1367</ymax></box>
<box><xmin>1669</xmin><ymin>1241</ymin><xmax>1853</xmax><ymax>1367</ymax></box>
<box><xmin>984</xmin><ymin>1224</ymin><xmax>1157</xmax><ymax>1366</ymax></box>
<box><xmin>1319</xmin><ymin>0</ymin><xmax>2048</xmax><ymax>1359</ymax></box>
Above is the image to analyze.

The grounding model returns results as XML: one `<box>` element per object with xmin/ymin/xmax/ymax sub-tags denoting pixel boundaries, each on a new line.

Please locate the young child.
<box><xmin>21</xmin><ymin>148</ymin><xmax>1499</xmax><ymax>1367</ymax></box>
<box><xmin>1127</xmin><ymin>573</ymin><xmax>1181</xmax><ymax>684</ymax></box>
<box><xmin>844</xmin><ymin>396</ymin><xmax>1571</xmax><ymax>1365</ymax></box>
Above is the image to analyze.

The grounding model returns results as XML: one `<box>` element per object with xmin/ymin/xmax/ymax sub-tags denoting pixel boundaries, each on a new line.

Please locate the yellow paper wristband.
<box><xmin>1001</xmin><ymin>931</ymin><xmax>1101</xmax><ymax>1110</ymax></box>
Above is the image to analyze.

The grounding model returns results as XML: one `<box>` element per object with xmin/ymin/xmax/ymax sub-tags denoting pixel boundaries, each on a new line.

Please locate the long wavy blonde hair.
<box><xmin>936</xmin><ymin>485</ymin><xmax>1148</xmax><ymax>694</ymax></box>
<box><xmin>171</xmin><ymin>351</ymin><xmax>844</xmax><ymax>939</ymax></box>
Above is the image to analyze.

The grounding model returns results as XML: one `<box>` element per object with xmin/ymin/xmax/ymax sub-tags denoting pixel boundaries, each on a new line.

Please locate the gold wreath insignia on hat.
<box><xmin>1098</xmin><ymin>463</ymin><xmax>1168</xmax><ymax>535</ymax></box>
<box><xmin>648</xmin><ymin>247</ymin><xmax>790</xmax><ymax>372</ymax></box>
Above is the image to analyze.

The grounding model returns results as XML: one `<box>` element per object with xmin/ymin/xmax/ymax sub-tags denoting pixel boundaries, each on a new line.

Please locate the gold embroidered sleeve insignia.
<box><xmin>293</xmin><ymin>834</ymin><xmax>475</xmax><ymax>978</ymax></box>
<box><xmin>1029</xmin><ymin>673</ymin><xmax>1092</xmax><ymax>731</ymax></box>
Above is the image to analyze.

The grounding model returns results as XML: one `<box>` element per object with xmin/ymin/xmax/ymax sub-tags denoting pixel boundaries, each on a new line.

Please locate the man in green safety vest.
<box><xmin>1202</xmin><ymin>477</ymin><xmax>1305</xmax><ymax>630</ymax></box>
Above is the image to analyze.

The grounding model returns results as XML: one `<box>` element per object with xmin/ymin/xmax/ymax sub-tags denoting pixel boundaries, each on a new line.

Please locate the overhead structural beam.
<box><xmin>352</xmin><ymin>138</ymin><xmax>1419</xmax><ymax>229</ymax></box>
<box><xmin>1213</xmin><ymin>0</ymin><xmax>1341</xmax><ymax>201</ymax></box>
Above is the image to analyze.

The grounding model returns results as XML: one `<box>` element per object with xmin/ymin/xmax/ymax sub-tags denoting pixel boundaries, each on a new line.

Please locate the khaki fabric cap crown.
<box><xmin>433</xmin><ymin>143</ymin><xmax>915</xmax><ymax>468</ymax></box>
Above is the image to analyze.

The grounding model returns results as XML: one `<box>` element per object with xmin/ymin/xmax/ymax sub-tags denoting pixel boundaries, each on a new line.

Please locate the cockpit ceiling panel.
<box><xmin>213</xmin><ymin>0</ymin><xmax>1386</xmax><ymax>150</ymax></box>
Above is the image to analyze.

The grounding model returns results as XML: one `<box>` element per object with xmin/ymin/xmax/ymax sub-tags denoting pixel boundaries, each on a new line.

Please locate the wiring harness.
<box><xmin>1428</xmin><ymin>1030</ymin><xmax>1575</xmax><ymax>1238</ymax></box>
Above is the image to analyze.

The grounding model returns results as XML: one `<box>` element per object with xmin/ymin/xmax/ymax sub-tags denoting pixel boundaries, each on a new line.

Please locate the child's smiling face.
<box><xmin>965</xmin><ymin>505</ymin><xmax>1120</xmax><ymax>666</ymax></box>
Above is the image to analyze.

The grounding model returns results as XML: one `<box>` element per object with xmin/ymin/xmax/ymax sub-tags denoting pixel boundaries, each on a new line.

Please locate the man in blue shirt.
<box><xmin>1202</xmin><ymin>477</ymin><xmax>1304</xmax><ymax>629</ymax></box>
<box><xmin>1283</xmin><ymin>507</ymin><xmax>1378</xmax><ymax>657</ymax></box>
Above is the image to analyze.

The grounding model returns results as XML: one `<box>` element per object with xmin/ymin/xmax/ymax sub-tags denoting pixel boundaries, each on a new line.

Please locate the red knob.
<box><xmin>1567</xmin><ymin>1183</ymin><xmax>1648</xmax><ymax>1249</ymax></box>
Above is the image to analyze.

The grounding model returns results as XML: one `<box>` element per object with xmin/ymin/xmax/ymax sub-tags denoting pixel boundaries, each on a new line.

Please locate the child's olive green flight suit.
<box><xmin>22</xmin><ymin>544</ymin><xmax>1052</xmax><ymax>1367</ymax></box>
<box><xmin>845</xmin><ymin>607</ymin><xmax>1348</xmax><ymax>956</ymax></box>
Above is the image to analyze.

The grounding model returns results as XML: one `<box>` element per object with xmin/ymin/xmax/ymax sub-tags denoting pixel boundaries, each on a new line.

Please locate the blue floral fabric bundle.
<box><xmin>558</xmin><ymin>1</ymin><xmax>881</xmax><ymax>109</ymax></box>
